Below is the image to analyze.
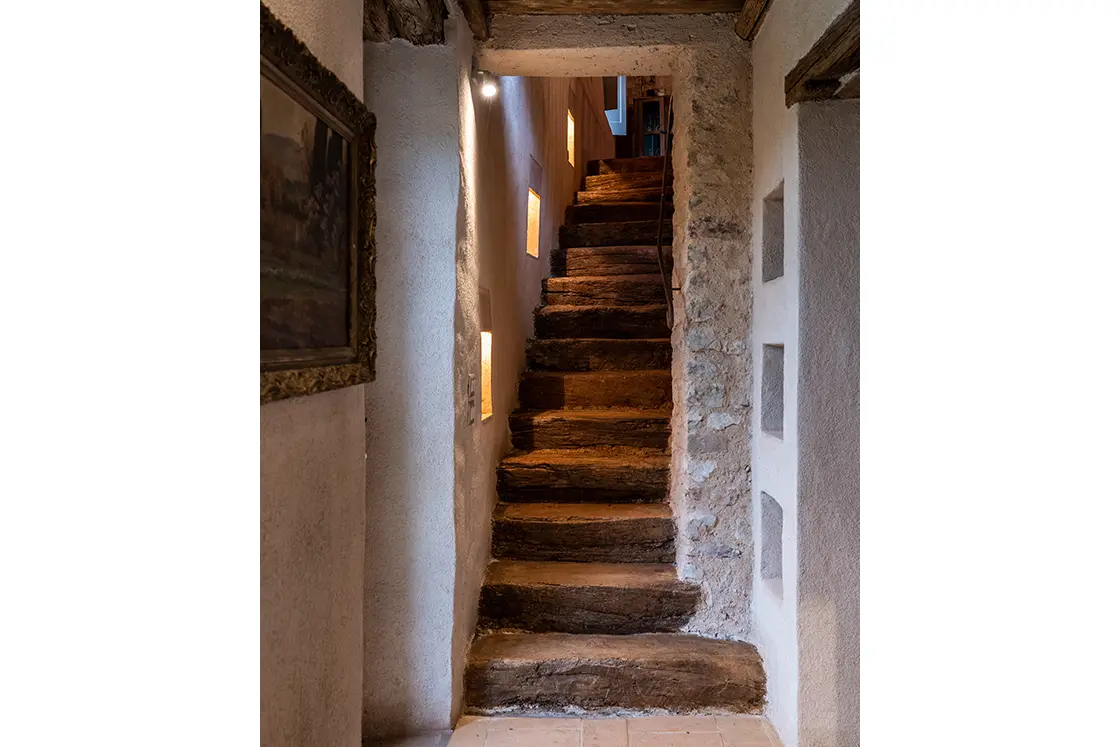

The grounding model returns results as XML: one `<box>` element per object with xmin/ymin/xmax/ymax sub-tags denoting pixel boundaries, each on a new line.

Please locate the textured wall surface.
<box><xmin>260</xmin><ymin>2</ymin><xmax>366</xmax><ymax>746</ymax></box>
<box><xmin>796</xmin><ymin>99</ymin><xmax>859</xmax><ymax>747</ymax></box>
<box><xmin>363</xmin><ymin>34</ymin><xmax>460</xmax><ymax>740</ymax></box>
<box><xmin>748</xmin><ymin>1</ymin><xmax>855</xmax><ymax>744</ymax></box>
<box><xmin>451</xmin><ymin>47</ymin><xmax>616</xmax><ymax>726</ymax></box>
<box><xmin>267</xmin><ymin>0</ymin><xmax>363</xmax><ymax>94</ymax></box>
<box><xmin>364</xmin><ymin>7</ymin><xmax>615</xmax><ymax>739</ymax></box>
<box><xmin>670</xmin><ymin>40</ymin><xmax>755</xmax><ymax>639</ymax></box>
<box><xmin>261</xmin><ymin>386</ymin><xmax>366</xmax><ymax>747</ymax></box>
<box><xmin>483</xmin><ymin>12</ymin><xmax>757</xmax><ymax>640</ymax></box>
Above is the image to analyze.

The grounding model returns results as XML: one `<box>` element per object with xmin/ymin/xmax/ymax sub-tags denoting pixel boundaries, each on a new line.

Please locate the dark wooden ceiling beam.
<box><xmin>734</xmin><ymin>0</ymin><xmax>773</xmax><ymax>41</ymax></box>
<box><xmin>364</xmin><ymin>0</ymin><xmax>448</xmax><ymax>45</ymax></box>
<box><xmin>456</xmin><ymin>0</ymin><xmax>490</xmax><ymax>40</ymax></box>
<box><xmin>785</xmin><ymin>0</ymin><xmax>859</xmax><ymax>106</ymax></box>
<box><xmin>487</xmin><ymin>0</ymin><xmax>742</xmax><ymax>14</ymax></box>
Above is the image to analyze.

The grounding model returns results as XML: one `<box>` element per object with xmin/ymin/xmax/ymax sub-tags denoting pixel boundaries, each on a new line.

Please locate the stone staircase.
<box><xmin>465</xmin><ymin>156</ymin><xmax>765</xmax><ymax>714</ymax></box>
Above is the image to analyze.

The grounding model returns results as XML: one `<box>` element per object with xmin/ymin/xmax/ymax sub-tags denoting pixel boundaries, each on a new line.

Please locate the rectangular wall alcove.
<box><xmin>761</xmin><ymin>344</ymin><xmax>784</xmax><ymax>437</ymax></box>
<box><xmin>762</xmin><ymin>183</ymin><xmax>784</xmax><ymax>282</ymax></box>
<box><xmin>761</xmin><ymin>492</ymin><xmax>784</xmax><ymax>601</ymax></box>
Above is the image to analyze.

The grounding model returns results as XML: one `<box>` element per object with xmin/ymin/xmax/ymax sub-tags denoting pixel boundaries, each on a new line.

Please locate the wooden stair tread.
<box><xmin>485</xmin><ymin>560</ymin><xmax>680</xmax><ymax>588</ymax></box>
<box><xmin>501</xmin><ymin>449</ymin><xmax>668</xmax><ymax>469</ymax></box>
<box><xmin>512</xmin><ymin>407</ymin><xmax>670</xmax><ymax>422</ymax></box>
<box><xmin>494</xmin><ymin>502</ymin><xmax>671</xmax><ymax>522</ymax></box>
<box><xmin>465</xmin><ymin>632</ymin><xmax>765</xmax><ymax>713</ymax></box>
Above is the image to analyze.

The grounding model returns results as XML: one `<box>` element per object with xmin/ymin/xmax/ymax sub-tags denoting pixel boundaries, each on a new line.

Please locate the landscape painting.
<box><xmin>260</xmin><ymin>72</ymin><xmax>352</xmax><ymax>355</ymax></box>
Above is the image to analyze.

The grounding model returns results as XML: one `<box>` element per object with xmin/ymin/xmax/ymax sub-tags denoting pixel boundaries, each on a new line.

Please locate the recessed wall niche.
<box><xmin>761</xmin><ymin>492</ymin><xmax>784</xmax><ymax>600</ymax></box>
<box><xmin>526</xmin><ymin>156</ymin><xmax>543</xmax><ymax>258</ymax></box>
<box><xmin>762</xmin><ymin>182</ymin><xmax>784</xmax><ymax>282</ymax></box>
<box><xmin>566</xmin><ymin>109</ymin><xmax>576</xmax><ymax>166</ymax></box>
<box><xmin>761</xmin><ymin>344</ymin><xmax>784</xmax><ymax>437</ymax></box>
<box><xmin>480</xmin><ymin>289</ymin><xmax>493</xmax><ymax>422</ymax></box>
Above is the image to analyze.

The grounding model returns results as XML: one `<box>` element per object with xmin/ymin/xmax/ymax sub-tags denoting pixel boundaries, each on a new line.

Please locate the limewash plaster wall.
<box><xmin>364</xmin><ymin>6</ymin><xmax>613</xmax><ymax>739</ymax></box>
<box><xmin>481</xmin><ymin>13</ymin><xmax>757</xmax><ymax>640</ymax></box>
<box><xmin>363</xmin><ymin>30</ymin><xmax>460</xmax><ymax>741</ymax></box>
<box><xmin>749</xmin><ymin>1</ymin><xmax>857</xmax><ymax>745</ymax></box>
<box><xmin>260</xmin><ymin>2</ymin><xmax>365</xmax><ymax>747</ymax></box>
<box><xmin>795</xmin><ymin>99</ymin><xmax>858</xmax><ymax>747</ymax></box>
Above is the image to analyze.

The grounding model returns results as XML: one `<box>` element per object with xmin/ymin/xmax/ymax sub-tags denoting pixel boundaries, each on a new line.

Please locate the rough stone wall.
<box><xmin>671</xmin><ymin>43</ymin><xmax>755</xmax><ymax>639</ymax></box>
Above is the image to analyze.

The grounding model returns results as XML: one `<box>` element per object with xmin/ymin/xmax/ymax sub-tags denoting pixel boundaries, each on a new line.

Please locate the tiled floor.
<box><xmin>445</xmin><ymin>715</ymin><xmax>782</xmax><ymax>747</ymax></box>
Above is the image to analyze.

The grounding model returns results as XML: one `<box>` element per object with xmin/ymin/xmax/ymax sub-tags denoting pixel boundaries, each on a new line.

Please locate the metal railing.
<box><xmin>653</xmin><ymin>96</ymin><xmax>677</xmax><ymax>330</ymax></box>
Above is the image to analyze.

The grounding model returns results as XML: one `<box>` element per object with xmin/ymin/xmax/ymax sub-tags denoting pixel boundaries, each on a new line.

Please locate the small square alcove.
<box><xmin>761</xmin><ymin>492</ymin><xmax>784</xmax><ymax>601</ymax></box>
<box><xmin>762</xmin><ymin>182</ymin><xmax>784</xmax><ymax>282</ymax></box>
<box><xmin>761</xmin><ymin>344</ymin><xmax>785</xmax><ymax>438</ymax></box>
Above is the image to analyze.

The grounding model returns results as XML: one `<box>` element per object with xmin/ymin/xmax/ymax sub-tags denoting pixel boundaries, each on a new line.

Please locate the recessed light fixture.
<box><xmin>477</xmin><ymin>69</ymin><xmax>499</xmax><ymax>98</ymax></box>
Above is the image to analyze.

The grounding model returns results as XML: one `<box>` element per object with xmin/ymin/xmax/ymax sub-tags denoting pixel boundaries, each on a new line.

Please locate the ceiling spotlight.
<box><xmin>477</xmin><ymin>70</ymin><xmax>499</xmax><ymax>98</ymax></box>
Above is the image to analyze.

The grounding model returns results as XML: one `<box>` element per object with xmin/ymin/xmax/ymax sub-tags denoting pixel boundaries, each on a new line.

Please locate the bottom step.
<box><xmin>465</xmin><ymin>632</ymin><xmax>766</xmax><ymax>713</ymax></box>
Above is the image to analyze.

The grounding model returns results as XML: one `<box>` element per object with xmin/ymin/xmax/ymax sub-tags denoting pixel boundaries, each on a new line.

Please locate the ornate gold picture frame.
<box><xmin>260</xmin><ymin>3</ymin><xmax>376</xmax><ymax>404</ymax></box>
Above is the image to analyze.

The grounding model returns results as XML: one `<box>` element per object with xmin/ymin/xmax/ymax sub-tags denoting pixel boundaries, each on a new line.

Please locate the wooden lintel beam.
<box><xmin>785</xmin><ymin>0</ymin><xmax>859</xmax><ymax>107</ymax></box>
<box><xmin>364</xmin><ymin>0</ymin><xmax>390</xmax><ymax>42</ymax></box>
<box><xmin>734</xmin><ymin>0</ymin><xmax>773</xmax><ymax>42</ymax></box>
<box><xmin>487</xmin><ymin>0</ymin><xmax>742</xmax><ymax>14</ymax></box>
<box><xmin>456</xmin><ymin>0</ymin><xmax>490</xmax><ymax>40</ymax></box>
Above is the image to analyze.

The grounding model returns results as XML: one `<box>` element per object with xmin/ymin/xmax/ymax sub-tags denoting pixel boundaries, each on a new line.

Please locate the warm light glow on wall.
<box><xmin>480</xmin><ymin>331</ymin><xmax>493</xmax><ymax>421</ymax></box>
<box><xmin>566</xmin><ymin>110</ymin><xmax>576</xmax><ymax>167</ymax></box>
<box><xmin>526</xmin><ymin>188</ymin><xmax>541</xmax><ymax>258</ymax></box>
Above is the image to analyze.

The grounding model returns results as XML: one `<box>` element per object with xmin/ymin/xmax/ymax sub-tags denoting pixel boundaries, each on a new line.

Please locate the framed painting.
<box><xmin>260</xmin><ymin>3</ymin><xmax>376</xmax><ymax>404</ymax></box>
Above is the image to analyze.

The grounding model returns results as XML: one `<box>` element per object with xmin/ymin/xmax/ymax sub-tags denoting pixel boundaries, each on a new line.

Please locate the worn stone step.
<box><xmin>588</xmin><ymin>156</ymin><xmax>667</xmax><ymax>175</ymax></box>
<box><xmin>510</xmin><ymin>408</ymin><xmax>670</xmax><ymax>451</ymax></box>
<box><xmin>465</xmin><ymin>632</ymin><xmax>766</xmax><ymax>714</ymax></box>
<box><xmin>566</xmin><ymin>246</ymin><xmax>669</xmax><ymax>277</ymax></box>
<box><xmin>478</xmin><ymin>561</ymin><xmax>699</xmax><ymax>634</ymax></box>
<box><xmin>585</xmin><ymin>171</ymin><xmax>668</xmax><ymax>191</ymax></box>
<box><xmin>492</xmin><ymin>503</ymin><xmax>674</xmax><ymax>563</ymax></box>
<box><xmin>565</xmin><ymin>202</ymin><xmax>671</xmax><ymax>224</ymax></box>
<box><xmin>577</xmin><ymin>186</ymin><xmax>673</xmax><ymax>205</ymax></box>
<box><xmin>535</xmin><ymin>305</ymin><xmax>669</xmax><ymax>339</ymax></box>
<box><xmin>526</xmin><ymin>338</ymin><xmax>671</xmax><ymax>372</ymax></box>
<box><xmin>519</xmin><ymin>371</ymin><xmax>671</xmax><ymax>410</ymax></box>
<box><xmin>559</xmin><ymin>220</ymin><xmax>672</xmax><ymax>248</ymax></box>
<box><xmin>543</xmin><ymin>275</ymin><xmax>664</xmax><ymax>306</ymax></box>
<box><xmin>498</xmin><ymin>448</ymin><xmax>669</xmax><ymax>503</ymax></box>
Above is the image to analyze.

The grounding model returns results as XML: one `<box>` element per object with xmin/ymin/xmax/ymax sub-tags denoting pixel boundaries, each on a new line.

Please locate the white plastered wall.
<box><xmin>260</xmin><ymin>2</ymin><xmax>365</xmax><ymax>746</ymax></box>
<box><xmin>749</xmin><ymin>1</ymin><xmax>858</xmax><ymax>745</ymax></box>
<box><xmin>363</xmin><ymin>6</ymin><xmax>614</xmax><ymax>739</ymax></box>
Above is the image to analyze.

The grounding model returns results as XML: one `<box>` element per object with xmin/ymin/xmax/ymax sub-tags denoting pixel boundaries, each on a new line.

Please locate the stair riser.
<box><xmin>535</xmin><ymin>308</ymin><xmax>669</xmax><ymax>339</ymax></box>
<box><xmin>519</xmin><ymin>373</ymin><xmax>671</xmax><ymax>410</ymax></box>
<box><xmin>492</xmin><ymin>517</ymin><xmax>674</xmax><ymax>563</ymax></box>
<box><xmin>588</xmin><ymin>156</ymin><xmax>667</xmax><ymax>175</ymax></box>
<box><xmin>577</xmin><ymin>187</ymin><xmax>672</xmax><ymax>205</ymax></box>
<box><xmin>478</xmin><ymin>583</ymin><xmax>697</xmax><ymax>634</ymax></box>
<box><xmin>565</xmin><ymin>203</ymin><xmax>671</xmax><ymax>224</ymax></box>
<box><xmin>465</xmin><ymin>658</ymin><xmax>765</xmax><ymax>714</ymax></box>
<box><xmin>566</xmin><ymin>247</ymin><xmax>668</xmax><ymax>277</ymax></box>
<box><xmin>543</xmin><ymin>279</ymin><xmax>664</xmax><ymax>306</ymax></box>
<box><xmin>559</xmin><ymin>220</ymin><xmax>672</xmax><ymax>248</ymax></box>
<box><xmin>510</xmin><ymin>416</ymin><xmax>669</xmax><ymax>451</ymax></box>
<box><xmin>526</xmin><ymin>339</ymin><xmax>671</xmax><ymax>371</ymax></box>
<box><xmin>585</xmin><ymin>172</ymin><xmax>667</xmax><ymax>191</ymax></box>
<box><xmin>498</xmin><ymin>464</ymin><xmax>668</xmax><ymax>503</ymax></box>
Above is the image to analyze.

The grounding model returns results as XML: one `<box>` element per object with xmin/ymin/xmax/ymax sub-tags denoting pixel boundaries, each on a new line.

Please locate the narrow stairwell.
<box><xmin>466</xmin><ymin>156</ymin><xmax>765</xmax><ymax>715</ymax></box>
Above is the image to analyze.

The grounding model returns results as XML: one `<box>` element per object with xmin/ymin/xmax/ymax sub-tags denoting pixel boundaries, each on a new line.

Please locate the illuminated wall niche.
<box><xmin>526</xmin><ymin>156</ymin><xmax>543</xmax><ymax>258</ymax></box>
<box><xmin>566</xmin><ymin>109</ymin><xmax>576</xmax><ymax>167</ymax></box>
<box><xmin>480</xmin><ymin>289</ymin><xmax>493</xmax><ymax>421</ymax></box>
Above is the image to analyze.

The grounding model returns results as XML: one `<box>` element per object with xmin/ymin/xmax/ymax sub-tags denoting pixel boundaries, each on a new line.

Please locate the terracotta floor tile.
<box><xmin>582</xmin><ymin>718</ymin><xmax>629</xmax><ymax>747</ymax></box>
<box><xmin>626</xmin><ymin>716</ymin><xmax>719</xmax><ymax>733</ymax></box>
<box><xmin>483</xmin><ymin>726</ymin><xmax>581</xmax><ymax>747</ymax></box>
<box><xmin>627</xmin><ymin>731</ymin><xmax>724</xmax><ymax>747</ymax></box>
